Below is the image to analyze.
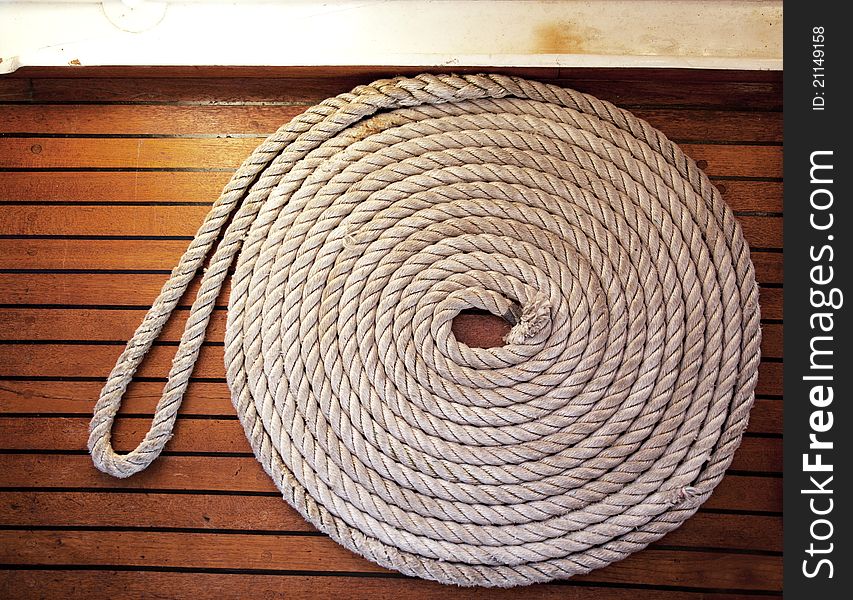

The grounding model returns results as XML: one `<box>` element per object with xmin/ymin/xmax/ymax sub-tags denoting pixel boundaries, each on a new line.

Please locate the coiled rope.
<box><xmin>88</xmin><ymin>74</ymin><xmax>761</xmax><ymax>587</ymax></box>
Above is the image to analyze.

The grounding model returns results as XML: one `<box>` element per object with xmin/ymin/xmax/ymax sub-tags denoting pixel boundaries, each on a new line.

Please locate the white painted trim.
<box><xmin>0</xmin><ymin>1</ymin><xmax>783</xmax><ymax>75</ymax></box>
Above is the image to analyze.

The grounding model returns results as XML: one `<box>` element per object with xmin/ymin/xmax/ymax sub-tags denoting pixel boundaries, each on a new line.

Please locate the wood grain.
<box><xmin>0</xmin><ymin>137</ymin><xmax>259</xmax><ymax>170</ymax></box>
<box><xmin>0</xmin><ymin>171</ymin><xmax>233</xmax><ymax>203</ymax></box>
<box><xmin>0</xmin><ymin>77</ymin><xmax>31</xmax><ymax>101</ymax></box>
<box><xmin>756</xmin><ymin>362</ymin><xmax>782</xmax><ymax>396</ymax></box>
<box><xmin>0</xmin><ymin>104</ymin><xmax>782</xmax><ymax>143</ymax></box>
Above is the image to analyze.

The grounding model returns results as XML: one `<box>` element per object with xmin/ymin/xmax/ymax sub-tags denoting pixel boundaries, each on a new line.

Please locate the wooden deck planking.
<box><xmin>0</xmin><ymin>104</ymin><xmax>782</xmax><ymax>143</ymax></box>
<box><xmin>0</xmin><ymin>67</ymin><xmax>782</xmax><ymax>598</ymax></box>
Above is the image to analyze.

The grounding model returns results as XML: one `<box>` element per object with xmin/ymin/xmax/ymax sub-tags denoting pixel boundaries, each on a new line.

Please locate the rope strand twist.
<box><xmin>88</xmin><ymin>74</ymin><xmax>761</xmax><ymax>587</ymax></box>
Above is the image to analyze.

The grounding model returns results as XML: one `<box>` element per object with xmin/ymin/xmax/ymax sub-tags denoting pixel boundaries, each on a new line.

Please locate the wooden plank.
<box><xmin>25</xmin><ymin>76</ymin><xmax>783</xmax><ymax>110</ymax></box>
<box><xmin>686</xmin><ymin>144</ymin><xmax>781</xmax><ymax>179</ymax></box>
<box><xmin>0</xmin><ymin>454</ymin><xmax>781</xmax><ymax>513</ymax></box>
<box><xmin>0</xmin><ymin>343</ymin><xmax>784</xmax><ymax>396</ymax></box>
<box><xmin>0</xmin><ymin>239</ymin><xmax>194</xmax><ymax>270</ymax></box>
<box><xmin>0</xmin><ymin>570</ymin><xmax>782</xmax><ymax>600</ymax></box>
<box><xmin>0</xmin><ymin>529</ymin><xmax>782</xmax><ymax>590</ymax></box>
<box><xmin>571</xmin><ymin>548</ymin><xmax>781</xmax><ymax>591</ymax></box>
<box><xmin>0</xmin><ymin>137</ymin><xmax>782</xmax><ymax>178</ymax></box>
<box><xmin>756</xmin><ymin>362</ymin><xmax>782</xmax><ymax>396</ymax></box>
<box><xmin>0</xmin><ymin>491</ymin><xmax>781</xmax><ymax>552</ymax></box>
<box><xmin>0</xmin><ymin>273</ymin><xmax>786</xmax><ymax>320</ymax></box>
<box><xmin>0</xmin><ymin>308</ymin><xmax>231</xmax><ymax>342</ymax></box>
<box><xmin>690</xmin><ymin>475</ymin><xmax>781</xmax><ymax>513</ymax></box>
<box><xmin>0</xmin><ymin>491</ymin><xmax>313</xmax><ymax>532</ymax></box>
<box><xmin>0</xmin><ymin>240</ymin><xmax>784</xmax><ymax>285</ymax></box>
<box><xmin>0</xmin><ymin>307</ymin><xmax>784</xmax><ymax>357</ymax></box>
<box><xmin>633</xmin><ymin>108</ymin><xmax>782</xmax><ymax>143</ymax></box>
<box><xmin>0</xmin><ymin>529</ymin><xmax>385</xmax><ymax>573</ymax></box>
<box><xmin>0</xmin><ymin>104</ymin><xmax>783</xmax><ymax>143</ymax></box>
<box><xmin>0</xmin><ymin>343</ymin><xmax>227</xmax><ymax>378</ymax></box>
<box><xmin>0</xmin><ymin>171</ymin><xmax>781</xmax><ymax>212</ymax></box>
<box><xmin>761</xmin><ymin>323</ymin><xmax>782</xmax><ymax>357</ymax></box>
<box><xmin>0</xmin><ymin>416</ymin><xmax>781</xmax><ymax>473</ymax></box>
<box><xmin>0</xmin><ymin>205</ymin><xmax>211</xmax><ymax>236</ymax></box>
<box><xmin>737</xmin><ymin>216</ymin><xmax>781</xmax><ymax>248</ymax></box>
<box><xmin>748</xmin><ymin>399</ymin><xmax>782</xmax><ymax>435</ymax></box>
<box><xmin>714</xmin><ymin>180</ymin><xmax>783</xmax><ymax>214</ymax></box>
<box><xmin>0</xmin><ymin>379</ymin><xmax>783</xmax><ymax>434</ymax></box>
<box><xmin>0</xmin><ymin>78</ymin><xmax>31</xmax><ymax>102</ymax></box>
<box><xmin>0</xmin><ymin>171</ymin><xmax>232</xmax><ymax>203</ymax></box>
<box><xmin>0</xmin><ymin>137</ymin><xmax>259</xmax><ymax>170</ymax></box>
<box><xmin>729</xmin><ymin>437</ymin><xmax>781</xmax><ymax>472</ymax></box>
<box><xmin>0</xmin><ymin>417</ymin><xmax>247</xmax><ymax>454</ymax></box>
<box><xmin>0</xmin><ymin>105</ymin><xmax>306</xmax><ymax>136</ymax></box>
<box><xmin>0</xmin><ymin>380</ymin><xmax>232</xmax><ymax>415</ymax></box>
<box><xmin>751</xmin><ymin>252</ymin><xmax>783</xmax><ymax>285</ymax></box>
<box><xmin>759</xmin><ymin>287</ymin><xmax>782</xmax><ymax>320</ymax></box>
<box><xmin>0</xmin><ymin>205</ymin><xmax>783</xmax><ymax>250</ymax></box>
<box><xmin>562</xmin><ymin>79</ymin><xmax>782</xmax><ymax>111</ymax></box>
<box><xmin>0</xmin><ymin>454</ymin><xmax>279</xmax><ymax>493</ymax></box>
<box><xmin>25</xmin><ymin>77</ymin><xmax>366</xmax><ymax>104</ymax></box>
<box><xmin>0</xmin><ymin>273</ymin><xmax>222</xmax><ymax>306</ymax></box>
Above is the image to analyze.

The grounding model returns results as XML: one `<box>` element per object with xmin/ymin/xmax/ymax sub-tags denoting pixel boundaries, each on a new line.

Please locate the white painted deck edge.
<box><xmin>0</xmin><ymin>1</ymin><xmax>783</xmax><ymax>75</ymax></box>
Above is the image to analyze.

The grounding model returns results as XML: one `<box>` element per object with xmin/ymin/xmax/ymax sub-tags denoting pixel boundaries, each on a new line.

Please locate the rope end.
<box><xmin>504</xmin><ymin>293</ymin><xmax>551</xmax><ymax>344</ymax></box>
<box><xmin>666</xmin><ymin>486</ymin><xmax>700</xmax><ymax>507</ymax></box>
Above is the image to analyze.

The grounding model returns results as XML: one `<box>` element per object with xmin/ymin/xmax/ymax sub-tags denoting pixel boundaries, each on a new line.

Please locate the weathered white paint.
<box><xmin>0</xmin><ymin>0</ymin><xmax>783</xmax><ymax>75</ymax></box>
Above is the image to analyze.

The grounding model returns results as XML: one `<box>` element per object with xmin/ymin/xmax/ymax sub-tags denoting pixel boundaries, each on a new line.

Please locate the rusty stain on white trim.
<box><xmin>0</xmin><ymin>0</ymin><xmax>782</xmax><ymax>74</ymax></box>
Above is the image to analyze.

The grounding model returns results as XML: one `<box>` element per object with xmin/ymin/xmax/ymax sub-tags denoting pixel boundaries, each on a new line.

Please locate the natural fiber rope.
<box><xmin>88</xmin><ymin>74</ymin><xmax>761</xmax><ymax>587</ymax></box>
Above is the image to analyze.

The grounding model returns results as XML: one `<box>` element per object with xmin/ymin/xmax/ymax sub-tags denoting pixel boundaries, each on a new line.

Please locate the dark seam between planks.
<box><xmin>0</xmin><ymin>133</ymin><xmax>784</xmax><ymax>146</ymax></box>
<box><xmin>0</xmin><ymin>526</ymin><xmax>783</xmax><ymax>557</ymax></box>
<box><xmin>0</xmin><ymin>565</ymin><xmax>785</xmax><ymax>595</ymax></box>
<box><xmin>0</xmin><ymin>450</ymin><xmax>784</xmax><ymax>477</ymax></box>
<box><xmin>0</xmin><ymin>489</ymin><xmax>783</xmax><ymax>518</ymax></box>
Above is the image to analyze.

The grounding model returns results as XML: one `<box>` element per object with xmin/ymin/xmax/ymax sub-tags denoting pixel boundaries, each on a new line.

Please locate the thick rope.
<box><xmin>88</xmin><ymin>74</ymin><xmax>761</xmax><ymax>587</ymax></box>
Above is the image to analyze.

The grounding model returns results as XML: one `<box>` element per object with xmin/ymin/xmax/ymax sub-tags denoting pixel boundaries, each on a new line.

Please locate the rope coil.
<box><xmin>88</xmin><ymin>74</ymin><xmax>761</xmax><ymax>587</ymax></box>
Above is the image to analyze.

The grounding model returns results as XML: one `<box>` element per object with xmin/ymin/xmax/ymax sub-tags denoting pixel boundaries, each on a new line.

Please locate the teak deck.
<box><xmin>0</xmin><ymin>67</ymin><xmax>782</xmax><ymax>599</ymax></box>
